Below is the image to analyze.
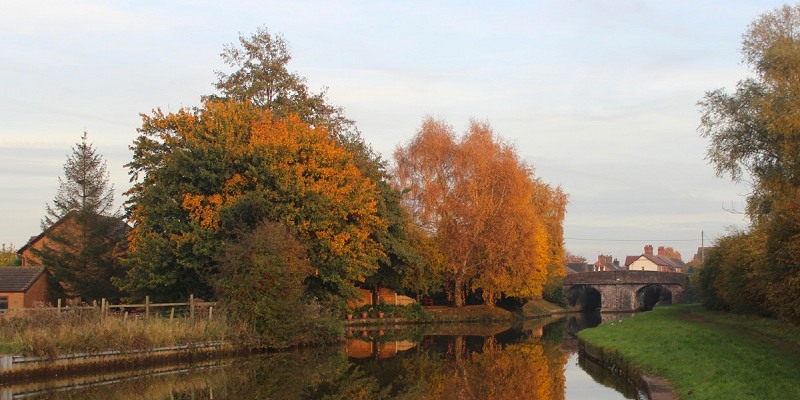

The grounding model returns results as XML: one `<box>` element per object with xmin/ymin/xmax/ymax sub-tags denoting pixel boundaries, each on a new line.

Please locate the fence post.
<box><xmin>145</xmin><ymin>296</ymin><xmax>150</xmax><ymax>319</ymax></box>
<box><xmin>208</xmin><ymin>306</ymin><xmax>213</xmax><ymax>320</ymax></box>
<box><xmin>189</xmin><ymin>294</ymin><xmax>195</xmax><ymax>321</ymax></box>
<box><xmin>100</xmin><ymin>298</ymin><xmax>105</xmax><ymax>318</ymax></box>
<box><xmin>57</xmin><ymin>298</ymin><xmax>61</xmax><ymax>314</ymax></box>
<box><xmin>170</xmin><ymin>307</ymin><xmax>175</xmax><ymax>321</ymax></box>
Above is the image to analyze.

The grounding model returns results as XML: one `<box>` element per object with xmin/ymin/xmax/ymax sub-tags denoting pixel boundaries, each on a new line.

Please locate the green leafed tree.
<box><xmin>34</xmin><ymin>132</ymin><xmax>126</xmax><ymax>302</ymax></box>
<box><xmin>121</xmin><ymin>101</ymin><xmax>386</xmax><ymax>302</ymax></box>
<box><xmin>216</xmin><ymin>220</ymin><xmax>341</xmax><ymax>347</ymax></box>
<box><xmin>698</xmin><ymin>4</ymin><xmax>800</xmax><ymax>321</ymax></box>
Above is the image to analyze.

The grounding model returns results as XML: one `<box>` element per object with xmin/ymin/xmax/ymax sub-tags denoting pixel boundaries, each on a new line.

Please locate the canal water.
<box><xmin>1</xmin><ymin>313</ymin><xmax>643</xmax><ymax>399</ymax></box>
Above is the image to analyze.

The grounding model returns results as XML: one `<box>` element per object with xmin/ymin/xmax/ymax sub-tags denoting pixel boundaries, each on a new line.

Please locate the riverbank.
<box><xmin>345</xmin><ymin>299</ymin><xmax>566</xmax><ymax>327</ymax></box>
<box><xmin>1</xmin><ymin>300</ymin><xmax>565</xmax><ymax>380</ymax></box>
<box><xmin>578</xmin><ymin>304</ymin><xmax>800</xmax><ymax>400</ymax></box>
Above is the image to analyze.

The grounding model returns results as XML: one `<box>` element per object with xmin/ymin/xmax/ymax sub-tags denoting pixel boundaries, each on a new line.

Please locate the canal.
<box><xmin>1</xmin><ymin>313</ymin><xmax>643</xmax><ymax>399</ymax></box>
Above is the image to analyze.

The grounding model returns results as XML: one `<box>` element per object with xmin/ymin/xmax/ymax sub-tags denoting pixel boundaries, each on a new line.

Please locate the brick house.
<box><xmin>0</xmin><ymin>266</ymin><xmax>48</xmax><ymax>311</ymax></box>
<box><xmin>17</xmin><ymin>211</ymin><xmax>129</xmax><ymax>267</ymax></box>
<box><xmin>625</xmin><ymin>245</ymin><xmax>685</xmax><ymax>273</ymax></box>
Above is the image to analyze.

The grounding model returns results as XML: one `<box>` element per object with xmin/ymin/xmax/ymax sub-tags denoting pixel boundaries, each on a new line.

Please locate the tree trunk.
<box><xmin>454</xmin><ymin>275</ymin><xmax>464</xmax><ymax>307</ymax></box>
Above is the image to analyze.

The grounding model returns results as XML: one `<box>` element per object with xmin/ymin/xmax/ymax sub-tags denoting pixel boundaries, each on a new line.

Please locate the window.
<box><xmin>0</xmin><ymin>296</ymin><xmax>7</xmax><ymax>310</ymax></box>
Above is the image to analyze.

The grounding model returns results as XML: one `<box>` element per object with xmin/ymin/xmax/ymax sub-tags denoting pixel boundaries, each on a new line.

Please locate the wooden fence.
<box><xmin>1</xmin><ymin>295</ymin><xmax>216</xmax><ymax>321</ymax></box>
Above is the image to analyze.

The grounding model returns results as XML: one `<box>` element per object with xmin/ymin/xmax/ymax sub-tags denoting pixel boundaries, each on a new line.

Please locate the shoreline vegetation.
<box><xmin>0</xmin><ymin>299</ymin><xmax>567</xmax><ymax>382</ymax></box>
<box><xmin>579</xmin><ymin>304</ymin><xmax>800</xmax><ymax>400</ymax></box>
<box><xmin>0</xmin><ymin>299</ymin><xmax>566</xmax><ymax>359</ymax></box>
<box><xmin>12</xmin><ymin>300</ymin><xmax>800</xmax><ymax>400</ymax></box>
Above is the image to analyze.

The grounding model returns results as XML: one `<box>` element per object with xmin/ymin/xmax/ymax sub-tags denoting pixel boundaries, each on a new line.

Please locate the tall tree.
<box><xmin>698</xmin><ymin>4</ymin><xmax>800</xmax><ymax>321</ymax></box>
<box><xmin>394</xmin><ymin>118</ymin><xmax>565</xmax><ymax>306</ymax></box>
<box><xmin>214</xmin><ymin>26</ymin><xmax>355</xmax><ymax>140</ymax></box>
<box><xmin>35</xmin><ymin>132</ymin><xmax>125</xmax><ymax>301</ymax></box>
<box><xmin>214</xmin><ymin>27</ymin><xmax>416</xmax><ymax>297</ymax></box>
<box><xmin>122</xmin><ymin>100</ymin><xmax>385</xmax><ymax>301</ymax></box>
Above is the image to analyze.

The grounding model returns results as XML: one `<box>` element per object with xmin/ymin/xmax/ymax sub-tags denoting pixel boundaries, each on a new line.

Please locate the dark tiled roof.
<box><xmin>0</xmin><ymin>267</ymin><xmax>45</xmax><ymax>292</ymax></box>
<box><xmin>567</xmin><ymin>262</ymin><xmax>591</xmax><ymax>273</ymax></box>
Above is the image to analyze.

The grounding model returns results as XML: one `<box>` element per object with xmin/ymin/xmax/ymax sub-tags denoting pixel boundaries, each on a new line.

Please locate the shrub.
<box><xmin>215</xmin><ymin>221</ymin><xmax>342</xmax><ymax>349</ymax></box>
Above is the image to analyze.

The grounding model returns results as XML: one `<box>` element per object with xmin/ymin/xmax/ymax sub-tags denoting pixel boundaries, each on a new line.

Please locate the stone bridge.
<box><xmin>563</xmin><ymin>271</ymin><xmax>690</xmax><ymax>312</ymax></box>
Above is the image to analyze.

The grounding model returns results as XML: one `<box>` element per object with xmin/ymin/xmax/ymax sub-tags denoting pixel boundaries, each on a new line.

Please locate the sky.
<box><xmin>0</xmin><ymin>0</ymin><xmax>788</xmax><ymax>263</ymax></box>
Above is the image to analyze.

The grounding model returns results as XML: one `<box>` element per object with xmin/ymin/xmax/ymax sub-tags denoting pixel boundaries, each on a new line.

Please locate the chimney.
<box><xmin>657</xmin><ymin>246</ymin><xmax>665</xmax><ymax>257</ymax></box>
<box><xmin>613</xmin><ymin>258</ymin><xmax>620</xmax><ymax>268</ymax></box>
<box><xmin>644</xmin><ymin>245</ymin><xmax>653</xmax><ymax>256</ymax></box>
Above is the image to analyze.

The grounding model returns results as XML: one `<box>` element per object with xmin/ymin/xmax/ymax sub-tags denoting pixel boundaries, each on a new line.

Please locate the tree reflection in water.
<box><xmin>8</xmin><ymin>316</ymin><xmax>638</xmax><ymax>399</ymax></box>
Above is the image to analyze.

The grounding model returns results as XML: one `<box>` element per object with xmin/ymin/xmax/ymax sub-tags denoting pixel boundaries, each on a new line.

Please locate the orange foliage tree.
<box><xmin>122</xmin><ymin>100</ymin><xmax>385</xmax><ymax>300</ymax></box>
<box><xmin>394</xmin><ymin>117</ymin><xmax>566</xmax><ymax>306</ymax></box>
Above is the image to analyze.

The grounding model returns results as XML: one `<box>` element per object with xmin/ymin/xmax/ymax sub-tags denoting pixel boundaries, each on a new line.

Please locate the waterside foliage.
<box><xmin>0</xmin><ymin>309</ymin><xmax>233</xmax><ymax>357</ymax></box>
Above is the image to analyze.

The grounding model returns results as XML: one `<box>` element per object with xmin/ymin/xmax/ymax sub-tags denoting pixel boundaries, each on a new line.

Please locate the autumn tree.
<box><xmin>0</xmin><ymin>244</ymin><xmax>20</xmax><ymax>266</ymax></box>
<box><xmin>698</xmin><ymin>4</ymin><xmax>800</xmax><ymax>321</ymax></box>
<box><xmin>34</xmin><ymin>132</ymin><xmax>126</xmax><ymax>301</ymax></box>
<box><xmin>564</xmin><ymin>251</ymin><xmax>587</xmax><ymax>264</ymax></box>
<box><xmin>394</xmin><ymin>118</ymin><xmax>566</xmax><ymax>306</ymax></box>
<box><xmin>122</xmin><ymin>100</ymin><xmax>385</xmax><ymax>301</ymax></box>
<box><xmin>213</xmin><ymin>27</ymin><xmax>416</xmax><ymax>299</ymax></box>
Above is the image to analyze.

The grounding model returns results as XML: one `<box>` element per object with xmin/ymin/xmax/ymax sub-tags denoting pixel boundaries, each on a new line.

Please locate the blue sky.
<box><xmin>0</xmin><ymin>1</ymin><xmax>786</xmax><ymax>262</ymax></box>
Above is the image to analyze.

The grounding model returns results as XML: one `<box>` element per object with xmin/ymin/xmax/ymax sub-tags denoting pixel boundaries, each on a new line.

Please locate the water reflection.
<box><xmin>2</xmin><ymin>314</ymin><xmax>641</xmax><ymax>399</ymax></box>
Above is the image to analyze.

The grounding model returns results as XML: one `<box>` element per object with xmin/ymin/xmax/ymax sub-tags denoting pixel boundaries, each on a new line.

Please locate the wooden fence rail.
<box><xmin>1</xmin><ymin>295</ymin><xmax>216</xmax><ymax>321</ymax></box>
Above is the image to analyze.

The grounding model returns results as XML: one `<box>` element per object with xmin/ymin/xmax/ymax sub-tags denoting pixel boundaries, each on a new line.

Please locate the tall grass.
<box><xmin>579</xmin><ymin>304</ymin><xmax>800</xmax><ymax>400</ymax></box>
<box><xmin>0</xmin><ymin>309</ymin><xmax>239</xmax><ymax>357</ymax></box>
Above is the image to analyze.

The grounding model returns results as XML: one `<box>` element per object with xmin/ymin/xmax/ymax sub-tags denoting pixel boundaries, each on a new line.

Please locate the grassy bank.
<box><xmin>578</xmin><ymin>304</ymin><xmax>800</xmax><ymax>400</ymax></box>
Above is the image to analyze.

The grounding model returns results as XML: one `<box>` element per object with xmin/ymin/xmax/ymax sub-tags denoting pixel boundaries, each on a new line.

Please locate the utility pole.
<box><xmin>701</xmin><ymin>230</ymin><xmax>705</xmax><ymax>263</ymax></box>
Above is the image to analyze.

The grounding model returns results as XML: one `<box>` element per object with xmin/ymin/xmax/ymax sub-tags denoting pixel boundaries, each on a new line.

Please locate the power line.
<box><xmin>565</xmin><ymin>237</ymin><xmax>699</xmax><ymax>242</ymax></box>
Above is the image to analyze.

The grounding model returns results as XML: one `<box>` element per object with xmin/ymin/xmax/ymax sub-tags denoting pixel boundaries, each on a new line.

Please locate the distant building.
<box><xmin>0</xmin><ymin>266</ymin><xmax>48</xmax><ymax>311</ymax></box>
<box><xmin>692</xmin><ymin>247</ymin><xmax>713</xmax><ymax>263</ymax></box>
<box><xmin>566</xmin><ymin>262</ymin><xmax>592</xmax><ymax>274</ymax></box>
<box><xmin>593</xmin><ymin>254</ymin><xmax>623</xmax><ymax>271</ymax></box>
<box><xmin>625</xmin><ymin>245</ymin><xmax>684</xmax><ymax>273</ymax></box>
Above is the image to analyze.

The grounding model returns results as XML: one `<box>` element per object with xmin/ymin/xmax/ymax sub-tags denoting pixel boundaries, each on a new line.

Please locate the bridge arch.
<box><xmin>567</xmin><ymin>285</ymin><xmax>602</xmax><ymax>311</ymax></box>
<box><xmin>634</xmin><ymin>284</ymin><xmax>673</xmax><ymax>311</ymax></box>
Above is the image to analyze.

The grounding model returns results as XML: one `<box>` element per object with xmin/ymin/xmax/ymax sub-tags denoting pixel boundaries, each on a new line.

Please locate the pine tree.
<box><xmin>35</xmin><ymin>132</ymin><xmax>126</xmax><ymax>302</ymax></box>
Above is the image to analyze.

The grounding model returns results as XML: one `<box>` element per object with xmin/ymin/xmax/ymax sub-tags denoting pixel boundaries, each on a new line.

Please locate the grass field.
<box><xmin>578</xmin><ymin>304</ymin><xmax>800</xmax><ymax>400</ymax></box>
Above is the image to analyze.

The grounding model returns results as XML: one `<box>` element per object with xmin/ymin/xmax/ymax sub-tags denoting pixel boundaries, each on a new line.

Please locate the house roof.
<box><xmin>0</xmin><ymin>266</ymin><xmax>46</xmax><ymax>292</ymax></box>
<box><xmin>17</xmin><ymin>211</ymin><xmax>130</xmax><ymax>255</ymax></box>
<box><xmin>567</xmin><ymin>262</ymin><xmax>591</xmax><ymax>274</ymax></box>
<box><xmin>628</xmin><ymin>254</ymin><xmax>683</xmax><ymax>272</ymax></box>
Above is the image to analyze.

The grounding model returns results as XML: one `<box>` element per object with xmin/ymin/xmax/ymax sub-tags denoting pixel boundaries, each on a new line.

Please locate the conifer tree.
<box><xmin>35</xmin><ymin>132</ymin><xmax>126</xmax><ymax>302</ymax></box>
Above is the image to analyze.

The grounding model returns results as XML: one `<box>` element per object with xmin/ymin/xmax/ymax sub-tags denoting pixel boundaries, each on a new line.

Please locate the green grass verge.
<box><xmin>578</xmin><ymin>304</ymin><xmax>800</xmax><ymax>400</ymax></box>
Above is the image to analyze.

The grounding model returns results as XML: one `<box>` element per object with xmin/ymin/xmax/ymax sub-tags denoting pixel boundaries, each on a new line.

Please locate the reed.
<box><xmin>0</xmin><ymin>309</ymin><xmax>239</xmax><ymax>357</ymax></box>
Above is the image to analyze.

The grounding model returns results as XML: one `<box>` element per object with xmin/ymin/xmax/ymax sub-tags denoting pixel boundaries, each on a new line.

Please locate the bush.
<box><xmin>215</xmin><ymin>221</ymin><xmax>342</xmax><ymax>348</ymax></box>
<box><xmin>542</xmin><ymin>278</ymin><xmax>567</xmax><ymax>307</ymax></box>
